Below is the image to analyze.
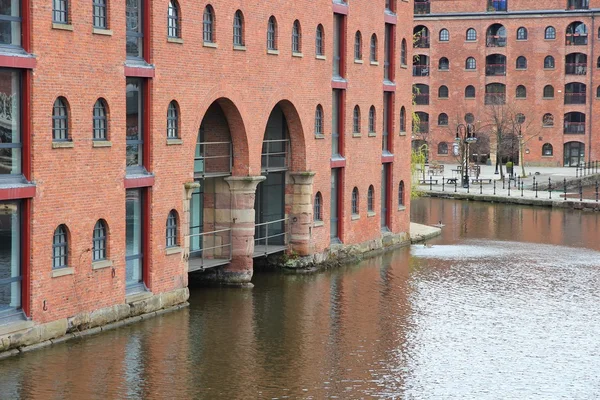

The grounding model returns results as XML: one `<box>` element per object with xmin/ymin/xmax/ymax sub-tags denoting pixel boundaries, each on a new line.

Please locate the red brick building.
<box><xmin>413</xmin><ymin>0</ymin><xmax>600</xmax><ymax>167</ymax></box>
<box><xmin>0</xmin><ymin>1</ymin><xmax>412</xmax><ymax>343</ymax></box>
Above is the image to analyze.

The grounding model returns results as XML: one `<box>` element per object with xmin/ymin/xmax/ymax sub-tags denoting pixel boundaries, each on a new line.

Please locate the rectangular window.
<box><xmin>382</xmin><ymin>93</ymin><xmax>389</xmax><ymax>152</ymax></box>
<box><xmin>53</xmin><ymin>0</ymin><xmax>68</xmax><ymax>24</ymax></box>
<box><xmin>0</xmin><ymin>69</ymin><xmax>21</xmax><ymax>180</ymax></box>
<box><xmin>126</xmin><ymin>189</ymin><xmax>143</xmax><ymax>293</ymax></box>
<box><xmin>332</xmin><ymin>14</ymin><xmax>342</xmax><ymax>78</ymax></box>
<box><xmin>126</xmin><ymin>78</ymin><xmax>143</xmax><ymax>170</ymax></box>
<box><xmin>381</xmin><ymin>164</ymin><xmax>389</xmax><ymax>229</ymax></box>
<box><xmin>126</xmin><ymin>0</ymin><xmax>143</xmax><ymax>59</ymax></box>
<box><xmin>332</xmin><ymin>90</ymin><xmax>340</xmax><ymax>157</ymax></box>
<box><xmin>93</xmin><ymin>0</ymin><xmax>107</xmax><ymax>29</ymax></box>
<box><xmin>384</xmin><ymin>25</ymin><xmax>391</xmax><ymax>81</ymax></box>
<box><xmin>0</xmin><ymin>0</ymin><xmax>21</xmax><ymax>47</ymax></box>
<box><xmin>0</xmin><ymin>201</ymin><xmax>21</xmax><ymax>323</ymax></box>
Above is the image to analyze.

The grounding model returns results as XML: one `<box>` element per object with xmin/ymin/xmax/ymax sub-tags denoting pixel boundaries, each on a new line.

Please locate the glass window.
<box><xmin>439</xmin><ymin>29</ymin><xmax>449</xmax><ymax>41</ymax></box>
<box><xmin>439</xmin><ymin>57</ymin><xmax>449</xmax><ymax>70</ymax></box>
<box><xmin>438</xmin><ymin>142</ymin><xmax>448</xmax><ymax>154</ymax></box>
<box><xmin>167</xmin><ymin>1</ymin><xmax>180</xmax><ymax>38</ymax></box>
<box><xmin>315</xmin><ymin>105</ymin><xmax>323</xmax><ymax>136</ymax></box>
<box><xmin>126</xmin><ymin>78</ymin><xmax>143</xmax><ymax>168</ymax></box>
<box><xmin>517</xmin><ymin>27</ymin><xmax>527</xmax><ymax>40</ymax></box>
<box><xmin>314</xmin><ymin>192</ymin><xmax>322</xmax><ymax>221</ymax></box>
<box><xmin>354</xmin><ymin>31</ymin><xmax>362</xmax><ymax>60</ymax></box>
<box><xmin>52</xmin><ymin>97</ymin><xmax>69</xmax><ymax>141</ymax></box>
<box><xmin>332</xmin><ymin>90</ymin><xmax>340</xmax><ymax>156</ymax></box>
<box><xmin>465</xmin><ymin>85</ymin><xmax>475</xmax><ymax>98</ymax></box>
<box><xmin>92</xmin><ymin>220</ymin><xmax>107</xmax><ymax>261</ymax></box>
<box><xmin>543</xmin><ymin>113</ymin><xmax>554</xmax><ymax>126</ymax></box>
<box><xmin>542</xmin><ymin>143</ymin><xmax>553</xmax><ymax>156</ymax></box>
<box><xmin>544</xmin><ymin>55</ymin><xmax>555</xmax><ymax>68</ymax></box>
<box><xmin>398</xmin><ymin>181</ymin><xmax>405</xmax><ymax>206</ymax></box>
<box><xmin>0</xmin><ymin>201</ymin><xmax>21</xmax><ymax>322</ymax></box>
<box><xmin>351</xmin><ymin>187</ymin><xmax>359</xmax><ymax>215</ymax></box>
<box><xmin>0</xmin><ymin>0</ymin><xmax>21</xmax><ymax>47</ymax></box>
<box><xmin>292</xmin><ymin>20</ymin><xmax>301</xmax><ymax>53</ymax></box>
<box><xmin>370</xmin><ymin>34</ymin><xmax>377</xmax><ymax>62</ymax></box>
<box><xmin>466</xmin><ymin>57</ymin><xmax>476</xmax><ymax>69</ymax></box>
<box><xmin>438</xmin><ymin>113</ymin><xmax>448</xmax><ymax>125</ymax></box>
<box><xmin>126</xmin><ymin>189</ymin><xmax>143</xmax><ymax>291</ymax></box>
<box><xmin>203</xmin><ymin>6</ymin><xmax>214</xmax><ymax>43</ymax></box>
<box><xmin>126</xmin><ymin>0</ymin><xmax>143</xmax><ymax>58</ymax></box>
<box><xmin>516</xmin><ymin>85</ymin><xmax>526</xmax><ymax>98</ymax></box>
<box><xmin>52</xmin><ymin>225</ymin><xmax>68</xmax><ymax>269</ymax></box>
<box><xmin>516</xmin><ymin>56</ymin><xmax>527</xmax><ymax>69</ymax></box>
<box><xmin>53</xmin><ymin>0</ymin><xmax>68</xmax><ymax>24</ymax></box>
<box><xmin>400</xmin><ymin>38</ymin><xmax>406</xmax><ymax>65</ymax></box>
<box><xmin>353</xmin><ymin>106</ymin><xmax>360</xmax><ymax>133</ymax></box>
<box><xmin>466</xmin><ymin>28</ymin><xmax>477</xmax><ymax>41</ymax></box>
<box><xmin>93</xmin><ymin>0</ymin><xmax>107</xmax><ymax>29</ymax></box>
<box><xmin>543</xmin><ymin>85</ymin><xmax>554</xmax><ymax>98</ymax></box>
<box><xmin>545</xmin><ymin>26</ymin><xmax>556</xmax><ymax>40</ymax></box>
<box><xmin>465</xmin><ymin>113</ymin><xmax>475</xmax><ymax>123</ymax></box>
<box><xmin>400</xmin><ymin>106</ymin><xmax>406</xmax><ymax>132</ymax></box>
<box><xmin>233</xmin><ymin>10</ymin><xmax>244</xmax><ymax>46</ymax></box>
<box><xmin>369</xmin><ymin>106</ymin><xmax>376</xmax><ymax>133</ymax></box>
<box><xmin>267</xmin><ymin>16</ymin><xmax>277</xmax><ymax>50</ymax></box>
<box><xmin>316</xmin><ymin>24</ymin><xmax>324</xmax><ymax>56</ymax></box>
<box><xmin>0</xmin><ymin>69</ymin><xmax>21</xmax><ymax>176</ymax></box>
<box><xmin>438</xmin><ymin>85</ymin><xmax>449</xmax><ymax>98</ymax></box>
<box><xmin>166</xmin><ymin>210</ymin><xmax>177</xmax><ymax>248</ymax></box>
<box><xmin>93</xmin><ymin>99</ymin><xmax>107</xmax><ymax>141</ymax></box>
<box><xmin>167</xmin><ymin>101</ymin><xmax>178</xmax><ymax>139</ymax></box>
<box><xmin>367</xmin><ymin>185</ymin><xmax>374</xmax><ymax>212</ymax></box>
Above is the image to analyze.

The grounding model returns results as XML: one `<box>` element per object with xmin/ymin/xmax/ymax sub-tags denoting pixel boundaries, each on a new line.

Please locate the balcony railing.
<box><xmin>565</xmin><ymin>34</ymin><xmax>588</xmax><ymax>45</ymax></box>
<box><xmin>188</xmin><ymin>228</ymin><xmax>233</xmax><ymax>272</ymax></box>
<box><xmin>564</xmin><ymin>92</ymin><xmax>586</xmax><ymax>104</ymax></box>
<box><xmin>485</xmin><ymin>63</ymin><xmax>506</xmax><ymax>76</ymax></box>
<box><xmin>254</xmin><ymin>218</ymin><xmax>289</xmax><ymax>256</ymax></box>
<box><xmin>565</xmin><ymin>63</ymin><xmax>587</xmax><ymax>75</ymax></box>
<box><xmin>486</xmin><ymin>35</ymin><xmax>507</xmax><ymax>47</ymax></box>
<box><xmin>485</xmin><ymin>93</ymin><xmax>506</xmax><ymax>105</ymax></box>
<box><xmin>413</xmin><ymin>93</ymin><xmax>429</xmax><ymax>105</ymax></box>
<box><xmin>413</xmin><ymin>36</ymin><xmax>429</xmax><ymax>48</ymax></box>
<box><xmin>414</xmin><ymin>0</ymin><xmax>430</xmax><ymax>14</ymax></box>
<box><xmin>261</xmin><ymin>139</ymin><xmax>290</xmax><ymax>172</ymax></box>
<box><xmin>194</xmin><ymin>141</ymin><xmax>233</xmax><ymax>178</ymax></box>
<box><xmin>564</xmin><ymin>121</ymin><xmax>585</xmax><ymax>134</ymax></box>
<box><xmin>415</xmin><ymin>121</ymin><xmax>429</xmax><ymax>133</ymax></box>
<box><xmin>412</xmin><ymin>65</ymin><xmax>429</xmax><ymax>76</ymax></box>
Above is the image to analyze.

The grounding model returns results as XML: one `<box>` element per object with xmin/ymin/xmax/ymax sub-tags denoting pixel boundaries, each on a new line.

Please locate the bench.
<box><xmin>471</xmin><ymin>178</ymin><xmax>492</xmax><ymax>184</ymax></box>
<box><xmin>446</xmin><ymin>178</ymin><xmax>458</xmax><ymax>184</ymax></box>
<box><xmin>419</xmin><ymin>179</ymin><xmax>438</xmax><ymax>185</ymax></box>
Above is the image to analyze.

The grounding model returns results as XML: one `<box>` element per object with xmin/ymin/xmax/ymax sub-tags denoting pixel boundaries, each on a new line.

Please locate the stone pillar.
<box><xmin>182</xmin><ymin>181</ymin><xmax>201</xmax><ymax>264</ymax></box>
<box><xmin>289</xmin><ymin>172</ymin><xmax>315</xmax><ymax>256</ymax></box>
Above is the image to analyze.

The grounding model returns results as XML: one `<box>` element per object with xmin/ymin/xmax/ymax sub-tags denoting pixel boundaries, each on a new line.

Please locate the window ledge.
<box><xmin>439</xmin><ymin>97</ymin><xmax>449</xmax><ymax>100</ymax></box>
<box><xmin>52</xmin><ymin>23</ymin><xmax>73</xmax><ymax>31</ymax></box>
<box><xmin>267</xmin><ymin>49</ymin><xmax>279</xmax><ymax>55</ymax></box>
<box><xmin>368</xmin><ymin>132</ymin><xmax>377</xmax><ymax>137</ymax></box>
<box><xmin>168</xmin><ymin>37</ymin><xmax>184</xmax><ymax>44</ymax></box>
<box><xmin>203</xmin><ymin>42</ymin><xmax>218</xmax><ymax>49</ymax></box>
<box><xmin>92</xmin><ymin>260</ymin><xmax>113</xmax><ymax>270</ymax></box>
<box><xmin>398</xmin><ymin>205</ymin><xmax>407</xmax><ymax>211</ymax></box>
<box><xmin>316</xmin><ymin>54</ymin><xmax>326</xmax><ymax>60</ymax></box>
<box><xmin>354</xmin><ymin>59</ymin><xmax>363</xmax><ymax>64</ymax></box>
<box><xmin>516</xmin><ymin>68</ymin><xmax>527</xmax><ymax>71</ymax></box>
<box><xmin>351</xmin><ymin>214</ymin><xmax>360</xmax><ymax>221</ymax></box>
<box><xmin>544</xmin><ymin>68</ymin><xmax>555</xmax><ymax>71</ymax></box>
<box><xmin>92</xmin><ymin>140</ymin><xmax>112</xmax><ymax>148</ymax></box>
<box><xmin>313</xmin><ymin>220</ymin><xmax>324</xmax><ymax>227</ymax></box>
<box><xmin>93</xmin><ymin>28</ymin><xmax>113</xmax><ymax>36</ymax></box>
<box><xmin>516</xmin><ymin>97</ymin><xmax>527</xmax><ymax>100</ymax></box>
<box><xmin>315</xmin><ymin>133</ymin><xmax>325</xmax><ymax>139</ymax></box>
<box><xmin>166</xmin><ymin>246</ymin><xmax>183</xmax><ymax>255</ymax></box>
<box><xmin>233</xmin><ymin>45</ymin><xmax>247</xmax><ymax>51</ymax></box>
<box><xmin>399</xmin><ymin>131</ymin><xmax>407</xmax><ymax>136</ymax></box>
<box><xmin>542</xmin><ymin>155</ymin><xmax>554</xmax><ymax>158</ymax></box>
<box><xmin>542</xmin><ymin>125</ymin><xmax>553</xmax><ymax>128</ymax></box>
<box><xmin>370</xmin><ymin>61</ymin><xmax>379</xmax><ymax>66</ymax></box>
<box><xmin>167</xmin><ymin>138</ymin><xmax>183</xmax><ymax>145</ymax></box>
<box><xmin>367</xmin><ymin>211</ymin><xmax>376</xmax><ymax>218</ymax></box>
<box><xmin>542</xmin><ymin>97</ymin><xmax>554</xmax><ymax>100</ymax></box>
<box><xmin>292</xmin><ymin>52</ymin><xmax>303</xmax><ymax>58</ymax></box>
<box><xmin>52</xmin><ymin>267</ymin><xmax>74</xmax><ymax>278</ymax></box>
<box><xmin>464</xmin><ymin>69</ymin><xmax>476</xmax><ymax>72</ymax></box>
<box><xmin>352</xmin><ymin>133</ymin><xmax>362</xmax><ymax>138</ymax></box>
<box><xmin>52</xmin><ymin>141</ymin><xmax>74</xmax><ymax>149</ymax></box>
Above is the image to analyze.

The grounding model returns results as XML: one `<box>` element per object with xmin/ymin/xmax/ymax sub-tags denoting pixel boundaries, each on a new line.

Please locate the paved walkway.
<box><xmin>410</xmin><ymin>222</ymin><xmax>442</xmax><ymax>243</ymax></box>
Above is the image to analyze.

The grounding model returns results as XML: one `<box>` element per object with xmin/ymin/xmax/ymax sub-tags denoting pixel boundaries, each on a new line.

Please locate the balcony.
<box><xmin>564</xmin><ymin>121</ymin><xmax>585</xmax><ymax>134</ymax></box>
<box><xmin>485</xmin><ymin>93</ymin><xmax>506</xmax><ymax>105</ymax></box>
<box><xmin>194</xmin><ymin>141</ymin><xmax>233</xmax><ymax>178</ymax></box>
<box><xmin>414</xmin><ymin>36</ymin><xmax>430</xmax><ymax>49</ymax></box>
<box><xmin>565</xmin><ymin>34</ymin><xmax>587</xmax><ymax>45</ymax></box>
<box><xmin>564</xmin><ymin>92</ymin><xmax>586</xmax><ymax>104</ymax></box>
<box><xmin>486</xmin><ymin>36</ymin><xmax>507</xmax><ymax>47</ymax></box>
<box><xmin>413</xmin><ymin>93</ymin><xmax>429</xmax><ymax>105</ymax></box>
<box><xmin>485</xmin><ymin>63</ymin><xmax>506</xmax><ymax>76</ymax></box>
<box><xmin>414</xmin><ymin>0</ymin><xmax>430</xmax><ymax>14</ymax></box>
<box><xmin>565</xmin><ymin>63</ymin><xmax>587</xmax><ymax>75</ymax></box>
<box><xmin>413</xmin><ymin>65</ymin><xmax>429</xmax><ymax>76</ymax></box>
<box><xmin>261</xmin><ymin>139</ymin><xmax>290</xmax><ymax>172</ymax></box>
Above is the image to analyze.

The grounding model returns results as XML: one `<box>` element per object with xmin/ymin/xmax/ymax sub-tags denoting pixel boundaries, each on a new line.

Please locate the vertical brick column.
<box><xmin>182</xmin><ymin>181</ymin><xmax>201</xmax><ymax>263</ymax></box>
<box><xmin>289</xmin><ymin>172</ymin><xmax>315</xmax><ymax>256</ymax></box>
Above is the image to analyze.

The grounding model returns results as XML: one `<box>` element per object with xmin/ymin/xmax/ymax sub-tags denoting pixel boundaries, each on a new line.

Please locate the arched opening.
<box><xmin>413</xmin><ymin>25</ymin><xmax>429</xmax><ymax>48</ymax></box>
<box><xmin>564</xmin><ymin>82</ymin><xmax>586</xmax><ymax>104</ymax></box>
<box><xmin>486</xmin><ymin>54</ymin><xmax>506</xmax><ymax>75</ymax></box>
<box><xmin>565</xmin><ymin>53</ymin><xmax>587</xmax><ymax>75</ymax></box>
<box><xmin>563</xmin><ymin>141</ymin><xmax>585</xmax><ymax>166</ymax></box>
<box><xmin>413</xmin><ymin>54</ymin><xmax>429</xmax><ymax>76</ymax></box>
<box><xmin>413</xmin><ymin>84</ymin><xmax>429</xmax><ymax>104</ymax></box>
<box><xmin>486</xmin><ymin>24</ymin><xmax>506</xmax><ymax>47</ymax></box>
<box><xmin>566</xmin><ymin>21</ymin><xmax>587</xmax><ymax>45</ymax></box>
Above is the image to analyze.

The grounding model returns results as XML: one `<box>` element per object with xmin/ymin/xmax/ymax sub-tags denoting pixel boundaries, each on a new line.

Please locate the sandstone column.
<box><xmin>182</xmin><ymin>181</ymin><xmax>201</xmax><ymax>264</ymax></box>
<box><xmin>289</xmin><ymin>172</ymin><xmax>315</xmax><ymax>256</ymax></box>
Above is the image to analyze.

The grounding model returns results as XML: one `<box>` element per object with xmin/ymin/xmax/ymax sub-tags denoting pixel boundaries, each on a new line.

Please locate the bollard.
<box><xmin>480</xmin><ymin>180</ymin><xmax>482</xmax><ymax>194</ymax></box>
<box><xmin>535</xmin><ymin>181</ymin><xmax>538</xmax><ymax>198</ymax></box>
<box><xmin>430</xmin><ymin>178</ymin><xmax>433</xmax><ymax>191</ymax></box>
<box><xmin>467</xmin><ymin>180</ymin><xmax>470</xmax><ymax>194</ymax></box>
<box><xmin>454</xmin><ymin>179</ymin><xmax>457</xmax><ymax>193</ymax></box>
<box><xmin>564</xmin><ymin>178</ymin><xmax>567</xmax><ymax>201</ymax></box>
<box><xmin>548</xmin><ymin>177</ymin><xmax>552</xmax><ymax>200</ymax></box>
<box><xmin>579</xmin><ymin>180</ymin><xmax>583</xmax><ymax>202</ymax></box>
<box><xmin>442</xmin><ymin>176</ymin><xmax>445</xmax><ymax>192</ymax></box>
<box><xmin>517</xmin><ymin>176</ymin><xmax>520</xmax><ymax>189</ymax></box>
<box><xmin>596</xmin><ymin>181</ymin><xmax>599</xmax><ymax>203</ymax></box>
<box><xmin>521</xmin><ymin>181</ymin><xmax>524</xmax><ymax>197</ymax></box>
<box><xmin>493</xmin><ymin>179</ymin><xmax>496</xmax><ymax>195</ymax></box>
<box><xmin>508</xmin><ymin>180</ymin><xmax>511</xmax><ymax>196</ymax></box>
<box><xmin>502</xmin><ymin>177</ymin><xmax>505</xmax><ymax>190</ymax></box>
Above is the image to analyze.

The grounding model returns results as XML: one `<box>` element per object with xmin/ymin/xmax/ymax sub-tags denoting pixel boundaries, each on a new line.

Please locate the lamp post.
<box><xmin>456</xmin><ymin>123</ymin><xmax>477</xmax><ymax>188</ymax></box>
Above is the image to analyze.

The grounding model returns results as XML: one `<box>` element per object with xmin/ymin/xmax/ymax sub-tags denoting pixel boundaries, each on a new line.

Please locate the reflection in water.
<box><xmin>0</xmin><ymin>198</ymin><xmax>599</xmax><ymax>398</ymax></box>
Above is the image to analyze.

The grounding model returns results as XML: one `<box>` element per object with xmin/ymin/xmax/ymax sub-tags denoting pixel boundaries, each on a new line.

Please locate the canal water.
<box><xmin>1</xmin><ymin>198</ymin><xmax>600</xmax><ymax>399</ymax></box>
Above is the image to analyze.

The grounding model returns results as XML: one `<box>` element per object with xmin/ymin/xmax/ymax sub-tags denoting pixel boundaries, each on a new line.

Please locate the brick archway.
<box><xmin>268</xmin><ymin>99</ymin><xmax>307</xmax><ymax>173</ymax></box>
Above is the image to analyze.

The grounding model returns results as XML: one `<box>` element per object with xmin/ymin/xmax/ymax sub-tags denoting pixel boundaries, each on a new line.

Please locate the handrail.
<box><xmin>254</xmin><ymin>218</ymin><xmax>289</xmax><ymax>254</ymax></box>
<box><xmin>187</xmin><ymin>228</ymin><xmax>232</xmax><ymax>268</ymax></box>
<box><xmin>261</xmin><ymin>139</ymin><xmax>289</xmax><ymax>171</ymax></box>
<box><xmin>194</xmin><ymin>141</ymin><xmax>233</xmax><ymax>176</ymax></box>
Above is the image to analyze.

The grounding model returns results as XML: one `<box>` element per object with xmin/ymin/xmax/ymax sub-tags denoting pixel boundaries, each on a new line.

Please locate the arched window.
<box><xmin>351</xmin><ymin>187</ymin><xmax>359</xmax><ymax>215</ymax></box>
<box><xmin>465</xmin><ymin>57</ymin><xmax>476</xmax><ymax>70</ymax></box>
<box><xmin>292</xmin><ymin>20</ymin><xmax>302</xmax><ymax>53</ymax></box>
<box><xmin>438</xmin><ymin>85</ymin><xmax>449</xmax><ymax>98</ymax></box>
<box><xmin>545</xmin><ymin>26</ymin><xmax>556</xmax><ymax>40</ymax></box>
<box><xmin>544</xmin><ymin>55</ymin><xmax>555</xmax><ymax>69</ymax></box>
<box><xmin>543</xmin><ymin>113</ymin><xmax>554</xmax><ymax>126</ymax></box>
<box><xmin>167</xmin><ymin>101</ymin><xmax>179</xmax><ymax>139</ymax></box>
<box><xmin>516</xmin><ymin>113</ymin><xmax>526</xmax><ymax>124</ymax></box>
<box><xmin>370</xmin><ymin>34</ymin><xmax>378</xmax><ymax>62</ymax></box>
<box><xmin>465</xmin><ymin>85</ymin><xmax>476</xmax><ymax>98</ymax></box>
<box><xmin>167</xmin><ymin>1</ymin><xmax>180</xmax><ymax>38</ymax></box>
<box><xmin>485</xmin><ymin>83</ymin><xmax>506</xmax><ymax>104</ymax></box>
<box><xmin>414</xmin><ymin>25</ymin><xmax>430</xmax><ymax>48</ymax></box>
<box><xmin>166</xmin><ymin>210</ymin><xmax>178</xmax><ymax>248</ymax></box>
<box><xmin>465</xmin><ymin>113</ymin><xmax>475</xmax><ymax>123</ymax></box>
<box><xmin>93</xmin><ymin>0</ymin><xmax>107</xmax><ymax>29</ymax></box>
<box><xmin>466</xmin><ymin>28</ymin><xmax>477</xmax><ymax>41</ymax></box>
<box><xmin>367</xmin><ymin>185</ymin><xmax>374</xmax><ymax>212</ymax></box>
<box><xmin>400</xmin><ymin>106</ymin><xmax>406</xmax><ymax>132</ymax></box>
<box><xmin>486</xmin><ymin>24</ymin><xmax>506</xmax><ymax>47</ymax></box>
<box><xmin>542</xmin><ymin>143</ymin><xmax>553</xmax><ymax>156</ymax></box>
<box><xmin>398</xmin><ymin>181</ymin><xmax>405</xmax><ymax>207</ymax></box>
<box><xmin>566</xmin><ymin>21</ymin><xmax>588</xmax><ymax>45</ymax></box>
<box><xmin>355</xmin><ymin>31</ymin><xmax>362</xmax><ymax>60</ymax></box>
<box><xmin>438</xmin><ymin>113</ymin><xmax>448</xmax><ymax>125</ymax></box>
<box><xmin>353</xmin><ymin>106</ymin><xmax>361</xmax><ymax>133</ymax></box>
<box><xmin>516</xmin><ymin>85</ymin><xmax>527</xmax><ymax>98</ymax></box>
<box><xmin>543</xmin><ymin>85</ymin><xmax>554</xmax><ymax>98</ymax></box>
<box><xmin>267</xmin><ymin>16</ymin><xmax>277</xmax><ymax>50</ymax></box>
<box><xmin>53</xmin><ymin>0</ymin><xmax>68</xmax><ymax>24</ymax></box>
<box><xmin>314</xmin><ymin>192</ymin><xmax>323</xmax><ymax>221</ymax></box>
<box><xmin>315</xmin><ymin>105</ymin><xmax>323</xmax><ymax>136</ymax></box>
<box><xmin>92</xmin><ymin>220</ymin><xmax>107</xmax><ymax>262</ymax></box>
<box><xmin>439</xmin><ymin>28</ymin><xmax>449</xmax><ymax>41</ymax></box>
<box><xmin>203</xmin><ymin>6</ymin><xmax>215</xmax><ymax>43</ymax></box>
<box><xmin>437</xmin><ymin>142</ymin><xmax>448</xmax><ymax>154</ymax></box>
<box><xmin>516</xmin><ymin>27</ymin><xmax>527</xmax><ymax>40</ymax></box>
<box><xmin>439</xmin><ymin>57</ymin><xmax>449</xmax><ymax>70</ymax></box>
<box><xmin>233</xmin><ymin>10</ymin><xmax>244</xmax><ymax>46</ymax></box>
<box><xmin>93</xmin><ymin>98</ymin><xmax>108</xmax><ymax>140</ymax></box>
<box><xmin>516</xmin><ymin>56</ymin><xmax>527</xmax><ymax>69</ymax></box>
<box><xmin>597</xmin><ymin>85</ymin><xmax>600</xmax><ymax>98</ymax></box>
<box><xmin>597</xmin><ymin>56</ymin><xmax>600</xmax><ymax>68</ymax></box>
<box><xmin>52</xmin><ymin>97</ymin><xmax>69</xmax><ymax>141</ymax></box>
<box><xmin>316</xmin><ymin>24</ymin><xmax>324</xmax><ymax>56</ymax></box>
<box><xmin>52</xmin><ymin>225</ymin><xmax>68</xmax><ymax>269</ymax></box>
<box><xmin>368</xmin><ymin>106</ymin><xmax>376</xmax><ymax>133</ymax></box>
<box><xmin>400</xmin><ymin>38</ymin><xmax>407</xmax><ymax>65</ymax></box>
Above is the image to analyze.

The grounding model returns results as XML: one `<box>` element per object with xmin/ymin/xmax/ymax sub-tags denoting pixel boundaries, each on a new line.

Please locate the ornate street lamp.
<box><xmin>456</xmin><ymin>123</ymin><xmax>477</xmax><ymax>188</ymax></box>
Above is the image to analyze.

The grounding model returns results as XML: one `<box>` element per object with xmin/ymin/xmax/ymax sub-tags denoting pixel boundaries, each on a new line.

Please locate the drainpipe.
<box><xmin>588</xmin><ymin>14</ymin><xmax>594</xmax><ymax>162</ymax></box>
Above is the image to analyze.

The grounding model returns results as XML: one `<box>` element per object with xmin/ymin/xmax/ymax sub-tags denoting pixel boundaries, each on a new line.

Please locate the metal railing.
<box><xmin>261</xmin><ymin>139</ymin><xmax>289</xmax><ymax>172</ymax></box>
<box><xmin>486</xmin><ymin>36</ymin><xmax>506</xmax><ymax>47</ymax></box>
<box><xmin>413</xmin><ymin>93</ymin><xmax>429</xmax><ymax>105</ymax></box>
<box><xmin>414</xmin><ymin>0</ymin><xmax>430</xmax><ymax>14</ymax></box>
<box><xmin>194</xmin><ymin>141</ymin><xmax>233</xmax><ymax>177</ymax></box>
<box><xmin>254</xmin><ymin>218</ymin><xmax>289</xmax><ymax>255</ymax></box>
<box><xmin>564</xmin><ymin>92</ymin><xmax>586</xmax><ymax>104</ymax></box>
<box><xmin>485</xmin><ymin>63</ymin><xmax>506</xmax><ymax>76</ymax></box>
<box><xmin>188</xmin><ymin>228</ymin><xmax>232</xmax><ymax>269</ymax></box>
<box><xmin>565</xmin><ymin>63</ymin><xmax>587</xmax><ymax>75</ymax></box>
<box><xmin>576</xmin><ymin>161</ymin><xmax>599</xmax><ymax>177</ymax></box>
<box><xmin>412</xmin><ymin>65</ymin><xmax>429</xmax><ymax>76</ymax></box>
<box><xmin>413</xmin><ymin>36</ymin><xmax>429</xmax><ymax>48</ymax></box>
<box><xmin>564</xmin><ymin>121</ymin><xmax>586</xmax><ymax>134</ymax></box>
<box><xmin>565</xmin><ymin>34</ymin><xmax>588</xmax><ymax>45</ymax></box>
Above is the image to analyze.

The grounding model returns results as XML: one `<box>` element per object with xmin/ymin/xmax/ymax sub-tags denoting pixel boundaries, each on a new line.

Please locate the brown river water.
<box><xmin>0</xmin><ymin>198</ymin><xmax>599</xmax><ymax>399</ymax></box>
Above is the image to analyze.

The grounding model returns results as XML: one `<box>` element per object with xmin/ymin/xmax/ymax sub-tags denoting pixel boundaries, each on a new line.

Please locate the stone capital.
<box><xmin>184</xmin><ymin>181</ymin><xmax>201</xmax><ymax>200</ymax></box>
<box><xmin>290</xmin><ymin>171</ymin><xmax>316</xmax><ymax>185</ymax></box>
<box><xmin>225</xmin><ymin>175</ymin><xmax>266</xmax><ymax>193</ymax></box>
